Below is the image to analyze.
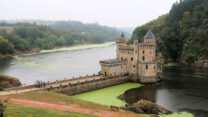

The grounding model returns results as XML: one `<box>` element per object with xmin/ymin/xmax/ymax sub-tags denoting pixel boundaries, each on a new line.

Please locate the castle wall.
<box><xmin>138</xmin><ymin>45</ymin><xmax>156</xmax><ymax>62</ymax></box>
<box><xmin>102</xmin><ymin>64</ymin><xmax>127</xmax><ymax>76</ymax></box>
<box><xmin>138</xmin><ymin>63</ymin><xmax>157</xmax><ymax>83</ymax></box>
<box><xmin>100</xmin><ymin>59</ymin><xmax>128</xmax><ymax>77</ymax></box>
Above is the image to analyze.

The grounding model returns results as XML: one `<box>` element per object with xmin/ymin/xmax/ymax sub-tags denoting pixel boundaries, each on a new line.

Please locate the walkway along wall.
<box><xmin>47</xmin><ymin>76</ymin><xmax>130</xmax><ymax>95</ymax></box>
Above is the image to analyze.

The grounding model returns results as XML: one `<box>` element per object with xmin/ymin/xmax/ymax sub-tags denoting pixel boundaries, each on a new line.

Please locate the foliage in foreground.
<box><xmin>0</xmin><ymin>100</ymin><xmax>8</xmax><ymax>117</ymax></box>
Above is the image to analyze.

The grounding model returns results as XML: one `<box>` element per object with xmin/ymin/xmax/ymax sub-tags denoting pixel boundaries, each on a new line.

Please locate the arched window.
<box><xmin>131</xmin><ymin>57</ymin><xmax>133</xmax><ymax>61</ymax></box>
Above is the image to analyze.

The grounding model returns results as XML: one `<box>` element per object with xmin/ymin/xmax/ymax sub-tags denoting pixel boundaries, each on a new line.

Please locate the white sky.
<box><xmin>0</xmin><ymin>0</ymin><xmax>178</xmax><ymax>27</ymax></box>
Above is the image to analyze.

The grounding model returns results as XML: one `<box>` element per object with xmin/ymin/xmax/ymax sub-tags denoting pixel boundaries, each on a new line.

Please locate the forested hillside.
<box><xmin>130</xmin><ymin>0</ymin><xmax>208</xmax><ymax>63</ymax></box>
<box><xmin>0</xmin><ymin>21</ymin><xmax>121</xmax><ymax>56</ymax></box>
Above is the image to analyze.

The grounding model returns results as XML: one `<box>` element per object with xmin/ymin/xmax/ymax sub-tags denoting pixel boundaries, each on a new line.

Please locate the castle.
<box><xmin>100</xmin><ymin>31</ymin><xmax>162</xmax><ymax>83</ymax></box>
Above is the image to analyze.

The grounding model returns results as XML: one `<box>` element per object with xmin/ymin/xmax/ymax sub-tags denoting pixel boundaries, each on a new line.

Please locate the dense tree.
<box><xmin>0</xmin><ymin>21</ymin><xmax>122</xmax><ymax>55</ymax></box>
<box><xmin>0</xmin><ymin>36</ymin><xmax>14</xmax><ymax>54</ymax></box>
<box><xmin>130</xmin><ymin>0</ymin><xmax>208</xmax><ymax>63</ymax></box>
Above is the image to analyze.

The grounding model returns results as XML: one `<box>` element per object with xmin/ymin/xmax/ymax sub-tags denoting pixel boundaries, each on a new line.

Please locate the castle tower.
<box><xmin>116</xmin><ymin>32</ymin><xmax>126</xmax><ymax>59</ymax></box>
<box><xmin>132</xmin><ymin>34</ymin><xmax>139</xmax><ymax>74</ymax></box>
<box><xmin>137</xmin><ymin>30</ymin><xmax>158</xmax><ymax>83</ymax></box>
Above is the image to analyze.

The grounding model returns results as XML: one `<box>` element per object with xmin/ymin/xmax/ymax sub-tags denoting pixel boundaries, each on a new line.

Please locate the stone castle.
<box><xmin>100</xmin><ymin>31</ymin><xmax>162</xmax><ymax>83</ymax></box>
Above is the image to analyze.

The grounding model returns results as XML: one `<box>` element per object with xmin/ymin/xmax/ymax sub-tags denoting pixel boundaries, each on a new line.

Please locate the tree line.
<box><xmin>130</xmin><ymin>0</ymin><xmax>208</xmax><ymax>63</ymax></box>
<box><xmin>0</xmin><ymin>22</ymin><xmax>121</xmax><ymax>56</ymax></box>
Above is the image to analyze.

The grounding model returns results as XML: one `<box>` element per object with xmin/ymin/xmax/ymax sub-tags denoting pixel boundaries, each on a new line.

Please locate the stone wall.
<box><xmin>48</xmin><ymin>76</ymin><xmax>130</xmax><ymax>95</ymax></box>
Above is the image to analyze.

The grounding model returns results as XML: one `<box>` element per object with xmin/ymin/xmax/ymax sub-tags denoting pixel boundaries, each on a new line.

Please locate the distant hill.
<box><xmin>130</xmin><ymin>0</ymin><xmax>208</xmax><ymax>63</ymax></box>
<box><xmin>0</xmin><ymin>20</ymin><xmax>124</xmax><ymax>56</ymax></box>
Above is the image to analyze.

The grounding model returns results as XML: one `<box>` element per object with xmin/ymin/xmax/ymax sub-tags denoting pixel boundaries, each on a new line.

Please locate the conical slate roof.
<box><xmin>144</xmin><ymin>30</ymin><xmax>156</xmax><ymax>39</ymax></box>
<box><xmin>134</xmin><ymin>34</ymin><xmax>138</xmax><ymax>40</ymax></box>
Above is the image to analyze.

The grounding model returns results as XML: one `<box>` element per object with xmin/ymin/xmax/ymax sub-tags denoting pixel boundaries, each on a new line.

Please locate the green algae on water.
<box><xmin>161</xmin><ymin>112</ymin><xmax>194</xmax><ymax>117</ymax></box>
<box><xmin>73</xmin><ymin>83</ymin><xmax>142</xmax><ymax>107</ymax></box>
<box><xmin>40</xmin><ymin>42</ymin><xmax>115</xmax><ymax>54</ymax></box>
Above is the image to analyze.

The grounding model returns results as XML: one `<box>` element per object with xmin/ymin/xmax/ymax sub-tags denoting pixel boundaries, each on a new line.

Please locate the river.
<box><xmin>123</xmin><ymin>67</ymin><xmax>208</xmax><ymax>117</ymax></box>
<box><xmin>1</xmin><ymin>44</ymin><xmax>208</xmax><ymax>117</ymax></box>
<box><xmin>0</xmin><ymin>44</ymin><xmax>116</xmax><ymax>85</ymax></box>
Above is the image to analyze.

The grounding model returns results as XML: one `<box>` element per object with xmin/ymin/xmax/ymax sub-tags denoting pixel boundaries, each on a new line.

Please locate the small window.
<box><xmin>131</xmin><ymin>57</ymin><xmax>133</xmax><ymax>61</ymax></box>
<box><xmin>133</xmin><ymin>65</ymin><xmax>135</xmax><ymax>68</ymax></box>
<box><xmin>146</xmin><ymin>65</ymin><xmax>148</xmax><ymax>69</ymax></box>
<box><xmin>143</xmin><ymin>56</ymin><xmax>145</xmax><ymax>60</ymax></box>
<box><xmin>121</xmin><ymin>57</ymin><xmax>123</xmax><ymax>60</ymax></box>
<box><xmin>143</xmin><ymin>50</ymin><xmax>145</xmax><ymax>54</ymax></box>
<box><xmin>154</xmin><ymin>66</ymin><xmax>155</xmax><ymax>69</ymax></box>
<box><xmin>150</xmin><ymin>51</ymin><xmax>152</xmax><ymax>54</ymax></box>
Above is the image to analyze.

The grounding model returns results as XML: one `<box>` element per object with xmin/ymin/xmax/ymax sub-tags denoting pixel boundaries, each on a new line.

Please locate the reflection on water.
<box><xmin>123</xmin><ymin>67</ymin><xmax>208</xmax><ymax>117</ymax></box>
<box><xmin>0</xmin><ymin>45</ymin><xmax>116</xmax><ymax>85</ymax></box>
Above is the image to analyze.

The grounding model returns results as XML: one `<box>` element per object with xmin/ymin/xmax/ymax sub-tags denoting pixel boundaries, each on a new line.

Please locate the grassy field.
<box><xmin>5</xmin><ymin>103</ymin><xmax>97</xmax><ymax>117</ymax></box>
<box><xmin>5</xmin><ymin>86</ymin><xmax>193</xmax><ymax>117</ymax></box>
<box><xmin>6</xmin><ymin>91</ymin><xmax>143</xmax><ymax>117</ymax></box>
<box><xmin>74</xmin><ymin>83</ymin><xmax>142</xmax><ymax>107</ymax></box>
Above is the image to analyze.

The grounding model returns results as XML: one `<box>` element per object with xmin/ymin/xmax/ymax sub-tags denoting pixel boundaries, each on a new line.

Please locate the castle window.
<box><xmin>146</xmin><ymin>65</ymin><xmax>148</xmax><ymax>70</ymax></box>
<box><xmin>154</xmin><ymin>66</ymin><xmax>155</xmax><ymax>69</ymax></box>
<box><xmin>150</xmin><ymin>51</ymin><xmax>152</xmax><ymax>54</ymax></box>
<box><xmin>131</xmin><ymin>57</ymin><xmax>133</xmax><ymax>61</ymax></box>
<box><xmin>121</xmin><ymin>57</ymin><xmax>123</xmax><ymax>60</ymax></box>
<box><xmin>143</xmin><ymin>50</ymin><xmax>145</xmax><ymax>54</ymax></box>
<box><xmin>133</xmin><ymin>65</ymin><xmax>135</xmax><ymax>68</ymax></box>
<box><xmin>143</xmin><ymin>56</ymin><xmax>145</xmax><ymax>60</ymax></box>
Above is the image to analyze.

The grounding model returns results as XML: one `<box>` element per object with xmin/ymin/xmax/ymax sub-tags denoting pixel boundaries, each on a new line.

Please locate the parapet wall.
<box><xmin>48</xmin><ymin>76</ymin><xmax>130</xmax><ymax>95</ymax></box>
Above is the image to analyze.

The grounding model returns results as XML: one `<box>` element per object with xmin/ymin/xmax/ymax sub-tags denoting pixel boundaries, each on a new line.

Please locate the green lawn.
<box><xmin>73</xmin><ymin>83</ymin><xmax>142</xmax><ymax>107</ymax></box>
<box><xmin>5</xmin><ymin>103</ymin><xmax>97</xmax><ymax>117</ymax></box>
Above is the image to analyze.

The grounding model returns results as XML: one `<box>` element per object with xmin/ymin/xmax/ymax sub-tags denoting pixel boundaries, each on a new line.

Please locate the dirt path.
<box><xmin>6</xmin><ymin>98</ymin><xmax>142</xmax><ymax>117</ymax></box>
<box><xmin>0</xmin><ymin>75</ymin><xmax>104</xmax><ymax>96</ymax></box>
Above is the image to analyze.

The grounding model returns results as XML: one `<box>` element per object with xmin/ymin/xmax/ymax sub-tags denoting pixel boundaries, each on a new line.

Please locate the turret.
<box><xmin>116</xmin><ymin>32</ymin><xmax>126</xmax><ymax>46</ymax></box>
<box><xmin>143</xmin><ymin>30</ymin><xmax>156</xmax><ymax>45</ymax></box>
<box><xmin>139</xmin><ymin>30</ymin><xmax>156</xmax><ymax>62</ymax></box>
<box><xmin>116</xmin><ymin>32</ymin><xmax>126</xmax><ymax>59</ymax></box>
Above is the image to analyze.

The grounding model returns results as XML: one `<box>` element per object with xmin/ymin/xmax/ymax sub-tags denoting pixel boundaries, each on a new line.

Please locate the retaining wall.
<box><xmin>48</xmin><ymin>76</ymin><xmax>130</xmax><ymax>95</ymax></box>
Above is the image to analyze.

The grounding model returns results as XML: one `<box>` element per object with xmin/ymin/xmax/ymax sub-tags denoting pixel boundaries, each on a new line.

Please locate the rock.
<box><xmin>121</xmin><ymin>99</ymin><xmax>172</xmax><ymax>114</ymax></box>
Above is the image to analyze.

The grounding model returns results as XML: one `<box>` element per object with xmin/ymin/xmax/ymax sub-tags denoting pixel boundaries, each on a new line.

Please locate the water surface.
<box><xmin>0</xmin><ymin>44</ymin><xmax>116</xmax><ymax>85</ymax></box>
<box><xmin>123</xmin><ymin>67</ymin><xmax>208</xmax><ymax>117</ymax></box>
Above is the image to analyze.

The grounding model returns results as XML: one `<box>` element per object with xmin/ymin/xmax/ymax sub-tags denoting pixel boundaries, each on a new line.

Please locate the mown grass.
<box><xmin>74</xmin><ymin>83</ymin><xmax>142</xmax><ymax>106</ymax></box>
<box><xmin>7</xmin><ymin>91</ymin><xmax>108</xmax><ymax>111</ymax></box>
<box><xmin>5</xmin><ymin>103</ymin><xmax>97</xmax><ymax>117</ymax></box>
<box><xmin>164</xmin><ymin>63</ymin><xmax>179</xmax><ymax>67</ymax></box>
<box><xmin>6</xmin><ymin>91</ymin><xmax>143</xmax><ymax>117</ymax></box>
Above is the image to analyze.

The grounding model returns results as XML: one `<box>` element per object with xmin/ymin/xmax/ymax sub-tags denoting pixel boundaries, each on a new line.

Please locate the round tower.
<box><xmin>116</xmin><ymin>32</ymin><xmax>126</xmax><ymax>59</ymax></box>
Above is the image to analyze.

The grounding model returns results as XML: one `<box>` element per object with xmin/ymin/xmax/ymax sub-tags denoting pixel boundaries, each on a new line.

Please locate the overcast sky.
<box><xmin>0</xmin><ymin>0</ymin><xmax>178</xmax><ymax>27</ymax></box>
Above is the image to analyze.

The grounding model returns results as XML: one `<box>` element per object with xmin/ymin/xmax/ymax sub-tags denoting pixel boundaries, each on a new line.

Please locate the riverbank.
<box><xmin>0</xmin><ymin>42</ymin><xmax>115</xmax><ymax>59</ymax></box>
